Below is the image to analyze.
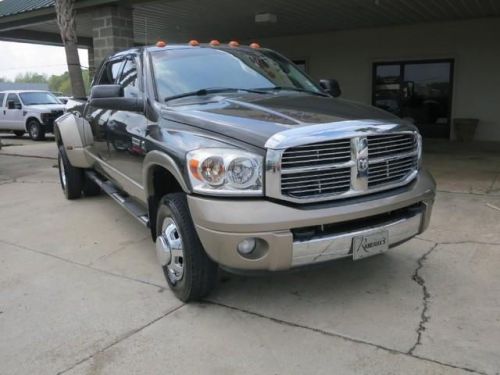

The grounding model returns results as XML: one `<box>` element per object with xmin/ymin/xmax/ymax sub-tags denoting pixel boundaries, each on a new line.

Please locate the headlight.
<box><xmin>187</xmin><ymin>148</ymin><xmax>263</xmax><ymax>196</ymax></box>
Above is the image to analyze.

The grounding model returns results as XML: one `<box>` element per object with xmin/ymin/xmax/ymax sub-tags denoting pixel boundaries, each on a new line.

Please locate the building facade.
<box><xmin>0</xmin><ymin>0</ymin><xmax>498</xmax><ymax>141</ymax></box>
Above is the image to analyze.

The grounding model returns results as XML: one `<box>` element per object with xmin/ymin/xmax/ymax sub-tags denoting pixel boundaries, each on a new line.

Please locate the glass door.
<box><xmin>373</xmin><ymin>59</ymin><xmax>454</xmax><ymax>138</ymax></box>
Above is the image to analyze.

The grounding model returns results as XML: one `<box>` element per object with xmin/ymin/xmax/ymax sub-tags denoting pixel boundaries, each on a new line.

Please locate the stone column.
<box><xmin>92</xmin><ymin>5</ymin><xmax>134</xmax><ymax>67</ymax></box>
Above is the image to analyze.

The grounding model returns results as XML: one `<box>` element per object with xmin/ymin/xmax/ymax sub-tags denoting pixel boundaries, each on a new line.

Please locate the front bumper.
<box><xmin>188</xmin><ymin>170</ymin><xmax>436</xmax><ymax>271</ymax></box>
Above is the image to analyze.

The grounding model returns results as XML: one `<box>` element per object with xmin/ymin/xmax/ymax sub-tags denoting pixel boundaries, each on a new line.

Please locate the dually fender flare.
<box><xmin>54</xmin><ymin>112</ymin><xmax>93</xmax><ymax>168</ymax></box>
<box><xmin>143</xmin><ymin>150</ymin><xmax>191</xmax><ymax>199</ymax></box>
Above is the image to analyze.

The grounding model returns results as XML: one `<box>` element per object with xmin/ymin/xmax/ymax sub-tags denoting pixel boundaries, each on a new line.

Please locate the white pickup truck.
<box><xmin>0</xmin><ymin>90</ymin><xmax>65</xmax><ymax>140</ymax></box>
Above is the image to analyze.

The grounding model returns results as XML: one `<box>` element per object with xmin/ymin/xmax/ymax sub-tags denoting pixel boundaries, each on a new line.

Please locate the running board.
<box><xmin>85</xmin><ymin>171</ymin><xmax>149</xmax><ymax>227</ymax></box>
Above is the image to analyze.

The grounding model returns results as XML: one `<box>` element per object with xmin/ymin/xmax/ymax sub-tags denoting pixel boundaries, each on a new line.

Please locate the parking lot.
<box><xmin>1</xmin><ymin>135</ymin><xmax>499</xmax><ymax>375</ymax></box>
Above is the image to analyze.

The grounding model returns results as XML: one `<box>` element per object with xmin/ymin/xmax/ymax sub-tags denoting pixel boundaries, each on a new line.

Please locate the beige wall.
<box><xmin>259</xmin><ymin>18</ymin><xmax>500</xmax><ymax>141</ymax></box>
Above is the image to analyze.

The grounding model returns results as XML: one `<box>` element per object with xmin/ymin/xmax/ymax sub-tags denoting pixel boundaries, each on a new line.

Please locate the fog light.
<box><xmin>237</xmin><ymin>238</ymin><xmax>257</xmax><ymax>255</ymax></box>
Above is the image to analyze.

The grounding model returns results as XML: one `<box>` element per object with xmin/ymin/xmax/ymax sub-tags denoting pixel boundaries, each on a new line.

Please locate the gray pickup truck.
<box><xmin>55</xmin><ymin>42</ymin><xmax>436</xmax><ymax>301</ymax></box>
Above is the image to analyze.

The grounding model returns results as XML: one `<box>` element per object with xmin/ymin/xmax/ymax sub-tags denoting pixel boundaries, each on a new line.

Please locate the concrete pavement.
<box><xmin>1</xmin><ymin>135</ymin><xmax>499</xmax><ymax>375</ymax></box>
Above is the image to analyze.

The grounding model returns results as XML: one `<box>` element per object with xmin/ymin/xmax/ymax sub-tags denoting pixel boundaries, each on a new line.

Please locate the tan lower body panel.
<box><xmin>188</xmin><ymin>171</ymin><xmax>435</xmax><ymax>271</ymax></box>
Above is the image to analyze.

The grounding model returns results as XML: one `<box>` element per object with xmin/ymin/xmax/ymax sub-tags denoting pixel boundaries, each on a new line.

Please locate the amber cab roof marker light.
<box><xmin>249</xmin><ymin>42</ymin><xmax>261</xmax><ymax>49</ymax></box>
<box><xmin>209</xmin><ymin>40</ymin><xmax>220</xmax><ymax>46</ymax></box>
<box><xmin>189</xmin><ymin>40</ymin><xmax>200</xmax><ymax>46</ymax></box>
<box><xmin>156</xmin><ymin>40</ymin><xmax>167</xmax><ymax>48</ymax></box>
<box><xmin>228</xmin><ymin>41</ymin><xmax>239</xmax><ymax>47</ymax></box>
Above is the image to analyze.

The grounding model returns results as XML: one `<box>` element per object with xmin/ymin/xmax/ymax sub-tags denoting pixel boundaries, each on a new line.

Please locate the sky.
<box><xmin>0</xmin><ymin>41</ymin><xmax>89</xmax><ymax>80</ymax></box>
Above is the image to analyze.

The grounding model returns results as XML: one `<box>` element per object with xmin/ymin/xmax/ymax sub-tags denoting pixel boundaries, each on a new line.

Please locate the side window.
<box><xmin>97</xmin><ymin>59</ymin><xmax>124</xmax><ymax>85</ymax></box>
<box><xmin>7</xmin><ymin>93</ymin><xmax>21</xmax><ymax>107</ymax></box>
<box><xmin>119</xmin><ymin>58</ymin><xmax>141</xmax><ymax>98</ymax></box>
<box><xmin>0</xmin><ymin>93</ymin><xmax>5</xmax><ymax>107</ymax></box>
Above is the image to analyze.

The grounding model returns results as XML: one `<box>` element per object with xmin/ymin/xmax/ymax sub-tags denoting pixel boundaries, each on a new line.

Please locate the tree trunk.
<box><xmin>55</xmin><ymin>0</ymin><xmax>86</xmax><ymax>98</ymax></box>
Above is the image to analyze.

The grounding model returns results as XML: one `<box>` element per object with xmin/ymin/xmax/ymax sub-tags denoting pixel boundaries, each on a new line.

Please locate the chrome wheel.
<box><xmin>156</xmin><ymin>217</ymin><xmax>184</xmax><ymax>284</ymax></box>
<box><xmin>29</xmin><ymin>123</ymin><xmax>39</xmax><ymax>139</ymax></box>
<box><xmin>59</xmin><ymin>154</ymin><xmax>67</xmax><ymax>189</ymax></box>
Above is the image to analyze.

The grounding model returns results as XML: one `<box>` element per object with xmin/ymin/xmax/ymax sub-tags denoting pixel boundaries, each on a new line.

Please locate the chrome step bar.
<box><xmin>85</xmin><ymin>171</ymin><xmax>149</xmax><ymax>227</ymax></box>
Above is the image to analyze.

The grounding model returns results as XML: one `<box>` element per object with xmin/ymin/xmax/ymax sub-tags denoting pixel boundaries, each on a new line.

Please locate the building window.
<box><xmin>373</xmin><ymin>59</ymin><xmax>454</xmax><ymax>138</ymax></box>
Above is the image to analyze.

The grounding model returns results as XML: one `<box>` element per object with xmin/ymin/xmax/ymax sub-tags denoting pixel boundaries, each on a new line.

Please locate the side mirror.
<box><xmin>7</xmin><ymin>100</ymin><xmax>21</xmax><ymax>110</ymax></box>
<box><xmin>319</xmin><ymin>79</ymin><xmax>341</xmax><ymax>97</ymax></box>
<box><xmin>89</xmin><ymin>84</ymin><xmax>143</xmax><ymax>112</ymax></box>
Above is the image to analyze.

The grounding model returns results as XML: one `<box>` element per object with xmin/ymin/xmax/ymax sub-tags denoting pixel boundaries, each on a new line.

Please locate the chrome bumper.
<box><xmin>292</xmin><ymin>209</ymin><xmax>423</xmax><ymax>267</ymax></box>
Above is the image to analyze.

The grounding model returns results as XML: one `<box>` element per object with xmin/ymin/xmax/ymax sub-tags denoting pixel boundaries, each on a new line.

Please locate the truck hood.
<box><xmin>26</xmin><ymin>104</ymin><xmax>66</xmax><ymax>112</ymax></box>
<box><xmin>161</xmin><ymin>93</ymin><xmax>413</xmax><ymax>148</ymax></box>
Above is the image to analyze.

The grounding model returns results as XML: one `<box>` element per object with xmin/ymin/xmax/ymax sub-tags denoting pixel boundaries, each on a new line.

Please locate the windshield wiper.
<box><xmin>164</xmin><ymin>87</ymin><xmax>267</xmax><ymax>102</ymax></box>
<box><xmin>257</xmin><ymin>86</ymin><xmax>329</xmax><ymax>97</ymax></box>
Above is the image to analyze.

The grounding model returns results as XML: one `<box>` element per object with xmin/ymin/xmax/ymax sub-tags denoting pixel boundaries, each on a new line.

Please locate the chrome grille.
<box><xmin>275</xmin><ymin>132</ymin><xmax>419</xmax><ymax>203</ymax></box>
<box><xmin>281</xmin><ymin>139</ymin><xmax>351</xmax><ymax>168</ymax></box>
<box><xmin>280</xmin><ymin>139</ymin><xmax>351</xmax><ymax>198</ymax></box>
<box><xmin>367</xmin><ymin>134</ymin><xmax>417</xmax><ymax>158</ymax></box>
<box><xmin>281</xmin><ymin>167</ymin><xmax>351</xmax><ymax>198</ymax></box>
<box><xmin>367</xmin><ymin>134</ymin><xmax>418</xmax><ymax>188</ymax></box>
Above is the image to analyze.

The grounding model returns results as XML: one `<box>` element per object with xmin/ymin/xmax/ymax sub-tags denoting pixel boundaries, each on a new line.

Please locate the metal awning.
<box><xmin>1</xmin><ymin>0</ymin><xmax>499</xmax><ymax>47</ymax></box>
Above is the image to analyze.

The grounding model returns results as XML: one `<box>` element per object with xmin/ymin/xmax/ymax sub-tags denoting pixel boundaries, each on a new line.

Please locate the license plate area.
<box><xmin>352</xmin><ymin>230</ymin><xmax>389</xmax><ymax>260</ymax></box>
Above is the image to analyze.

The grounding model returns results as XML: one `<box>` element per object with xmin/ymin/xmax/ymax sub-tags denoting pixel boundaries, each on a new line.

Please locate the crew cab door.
<box><xmin>4</xmin><ymin>93</ymin><xmax>25</xmax><ymax>130</ymax></box>
<box><xmin>84</xmin><ymin>58</ymin><xmax>125</xmax><ymax>161</ymax></box>
<box><xmin>105</xmin><ymin>55</ymin><xmax>148</xmax><ymax>191</ymax></box>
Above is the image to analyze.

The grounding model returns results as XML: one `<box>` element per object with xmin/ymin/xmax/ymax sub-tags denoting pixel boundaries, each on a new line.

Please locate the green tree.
<box><xmin>14</xmin><ymin>72</ymin><xmax>48</xmax><ymax>83</ymax></box>
<box><xmin>48</xmin><ymin>69</ymin><xmax>90</xmax><ymax>96</ymax></box>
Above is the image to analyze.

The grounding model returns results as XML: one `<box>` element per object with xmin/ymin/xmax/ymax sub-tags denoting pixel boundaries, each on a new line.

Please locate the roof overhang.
<box><xmin>0</xmin><ymin>0</ymin><xmax>499</xmax><ymax>48</ymax></box>
<box><xmin>0</xmin><ymin>0</ymin><xmax>122</xmax><ymax>47</ymax></box>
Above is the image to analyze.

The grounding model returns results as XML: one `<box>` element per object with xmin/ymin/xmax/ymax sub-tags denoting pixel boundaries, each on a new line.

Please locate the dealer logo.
<box><xmin>357</xmin><ymin>157</ymin><xmax>369</xmax><ymax>172</ymax></box>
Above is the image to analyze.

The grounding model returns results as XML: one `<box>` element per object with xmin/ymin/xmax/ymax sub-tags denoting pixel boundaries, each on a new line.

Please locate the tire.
<box><xmin>82</xmin><ymin>175</ymin><xmax>101</xmax><ymax>197</ymax></box>
<box><xmin>155</xmin><ymin>192</ymin><xmax>218</xmax><ymax>302</ymax></box>
<box><xmin>28</xmin><ymin>119</ymin><xmax>45</xmax><ymax>141</ymax></box>
<box><xmin>58</xmin><ymin>145</ymin><xmax>83</xmax><ymax>199</ymax></box>
<box><xmin>13</xmin><ymin>131</ymin><xmax>24</xmax><ymax>137</ymax></box>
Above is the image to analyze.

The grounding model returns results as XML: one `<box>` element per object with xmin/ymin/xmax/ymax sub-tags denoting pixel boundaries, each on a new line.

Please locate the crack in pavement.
<box><xmin>0</xmin><ymin>239</ymin><xmax>165</xmax><ymax>290</ymax></box>
<box><xmin>416</xmin><ymin>237</ymin><xmax>500</xmax><ymax>247</ymax></box>
<box><xmin>55</xmin><ymin>303</ymin><xmax>185</xmax><ymax>374</ymax></box>
<box><xmin>0</xmin><ymin>152</ymin><xmax>56</xmax><ymax>160</ymax></box>
<box><xmin>204</xmin><ymin>300</ymin><xmax>486</xmax><ymax>374</ymax></box>
<box><xmin>0</xmin><ymin>178</ymin><xmax>58</xmax><ymax>185</ymax></box>
<box><xmin>3</xmin><ymin>180</ymin><xmax>58</xmax><ymax>184</ymax></box>
<box><xmin>408</xmin><ymin>243</ymin><xmax>438</xmax><ymax>355</ymax></box>
<box><xmin>437</xmin><ymin>189</ymin><xmax>500</xmax><ymax>197</ymax></box>
<box><xmin>87</xmin><ymin>235</ymin><xmax>151</xmax><ymax>266</ymax></box>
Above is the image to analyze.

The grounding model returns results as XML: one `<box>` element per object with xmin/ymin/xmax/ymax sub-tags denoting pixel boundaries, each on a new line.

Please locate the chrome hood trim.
<box><xmin>265</xmin><ymin>119</ymin><xmax>417</xmax><ymax>149</ymax></box>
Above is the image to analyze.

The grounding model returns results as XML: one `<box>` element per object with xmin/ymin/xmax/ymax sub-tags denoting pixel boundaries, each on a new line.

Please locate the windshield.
<box><xmin>151</xmin><ymin>48</ymin><xmax>322</xmax><ymax>101</ymax></box>
<box><xmin>19</xmin><ymin>92</ymin><xmax>61</xmax><ymax>105</ymax></box>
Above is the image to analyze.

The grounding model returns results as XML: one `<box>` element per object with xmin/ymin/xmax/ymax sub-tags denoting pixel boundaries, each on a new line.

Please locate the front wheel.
<box><xmin>155</xmin><ymin>193</ymin><xmax>218</xmax><ymax>302</ymax></box>
<box><xmin>28</xmin><ymin>119</ymin><xmax>45</xmax><ymax>141</ymax></box>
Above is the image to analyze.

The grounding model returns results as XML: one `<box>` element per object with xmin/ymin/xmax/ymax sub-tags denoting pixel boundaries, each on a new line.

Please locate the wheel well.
<box><xmin>54</xmin><ymin>126</ymin><xmax>63</xmax><ymax>146</ymax></box>
<box><xmin>25</xmin><ymin>117</ymin><xmax>40</xmax><ymax>131</ymax></box>
<box><xmin>148</xmin><ymin>165</ymin><xmax>184</xmax><ymax>239</ymax></box>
